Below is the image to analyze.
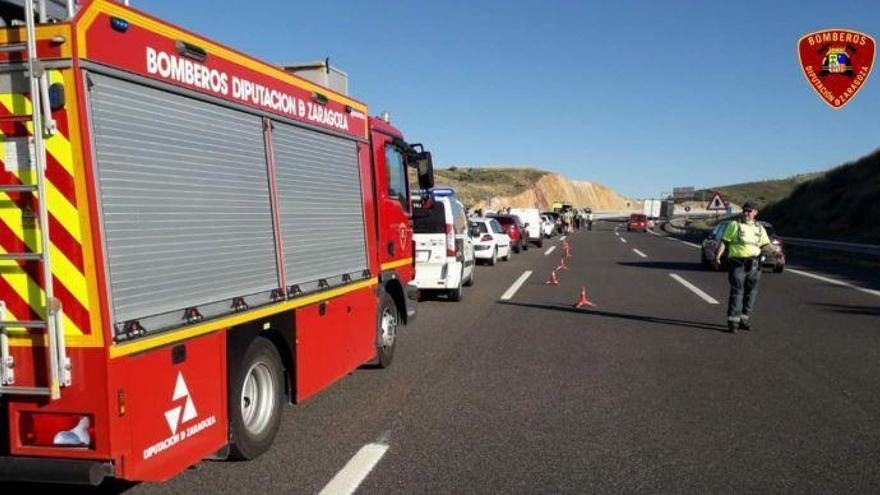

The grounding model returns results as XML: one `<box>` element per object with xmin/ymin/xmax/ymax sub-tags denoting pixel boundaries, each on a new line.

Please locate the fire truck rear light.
<box><xmin>109</xmin><ymin>17</ymin><xmax>129</xmax><ymax>32</ymax></box>
<box><xmin>20</xmin><ymin>413</ymin><xmax>95</xmax><ymax>449</ymax></box>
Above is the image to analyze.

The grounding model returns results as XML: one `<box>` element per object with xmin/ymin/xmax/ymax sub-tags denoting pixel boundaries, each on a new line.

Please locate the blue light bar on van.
<box><xmin>431</xmin><ymin>187</ymin><xmax>456</xmax><ymax>197</ymax></box>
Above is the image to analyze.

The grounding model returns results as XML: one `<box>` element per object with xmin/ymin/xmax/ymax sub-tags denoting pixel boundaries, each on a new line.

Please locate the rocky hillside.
<box><xmin>761</xmin><ymin>148</ymin><xmax>880</xmax><ymax>243</ymax></box>
<box><xmin>432</xmin><ymin>167</ymin><xmax>632</xmax><ymax>211</ymax></box>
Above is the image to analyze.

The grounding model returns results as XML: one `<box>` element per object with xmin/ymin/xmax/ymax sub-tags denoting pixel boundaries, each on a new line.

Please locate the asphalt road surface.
<box><xmin>7</xmin><ymin>222</ymin><xmax>880</xmax><ymax>493</ymax></box>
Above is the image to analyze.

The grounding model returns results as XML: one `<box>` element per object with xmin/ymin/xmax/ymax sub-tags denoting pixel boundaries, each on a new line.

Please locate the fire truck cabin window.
<box><xmin>385</xmin><ymin>145</ymin><xmax>408</xmax><ymax>210</ymax></box>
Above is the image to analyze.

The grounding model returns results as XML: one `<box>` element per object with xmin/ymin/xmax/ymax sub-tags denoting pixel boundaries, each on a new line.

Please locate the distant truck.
<box><xmin>643</xmin><ymin>199</ymin><xmax>662</xmax><ymax>219</ymax></box>
<box><xmin>660</xmin><ymin>200</ymin><xmax>675</xmax><ymax>219</ymax></box>
<box><xmin>552</xmin><ymin>201</ymin><xmax>573</xmax><ymax>213</ymax></box>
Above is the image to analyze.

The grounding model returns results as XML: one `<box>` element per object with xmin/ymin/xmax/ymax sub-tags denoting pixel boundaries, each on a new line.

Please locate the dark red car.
<box><xmin>489</xmin><ymin>214</ymin><xmax>528</xmax><ymax>253</ymax></box>
<box><xmin>627</xmin><ymin>213</ymin><xmax>648</xmax><ymax>232</ymax></box>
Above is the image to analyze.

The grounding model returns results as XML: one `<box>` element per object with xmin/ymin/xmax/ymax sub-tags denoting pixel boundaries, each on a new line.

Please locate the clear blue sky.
<box><xmin>141</xmin><ymin>0</ymin><xmax>879</xmax><ymax>198</ymax></box>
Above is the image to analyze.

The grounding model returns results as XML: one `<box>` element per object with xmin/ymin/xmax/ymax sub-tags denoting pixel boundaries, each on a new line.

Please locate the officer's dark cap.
<box><xmin>742</xmin><ymin>202</ymin><xmax>757</xmax><ymax>212</ymax></box>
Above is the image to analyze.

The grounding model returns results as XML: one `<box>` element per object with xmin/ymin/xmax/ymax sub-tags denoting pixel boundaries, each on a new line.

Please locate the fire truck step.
<box><xmin>0</xmin><ymin>253</ymin><xmax>44</xmax><ymax>261</ymax></box>
<box><xmin>0</xmin><ymin>385</ymin><xmax>51</xmax><ymax>396</ymax></box>
<box><xmin>0</xmin><ymin>320</ymin><xmax>47</xmax><ymax>328</ymax></box>
<box><xmin>0</xmin><ymin>114</ymin><xmax>34</xmax><ymax>123</ymax></box>
<box><xmin>0</xmin><ymin>184</ymin><xmax>39</xmax><ymax>193</ymax></box>
<box><xmin>0</xmin><ymin>43</ymin><xmax>28</xmax><ymax>53</ymax></box>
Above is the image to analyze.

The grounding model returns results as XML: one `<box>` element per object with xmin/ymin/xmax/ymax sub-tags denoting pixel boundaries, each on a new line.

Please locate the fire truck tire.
<box><xmin>375</xmin><ymin>292</ymin><xmax>398</xmax><ymax>368</ymax></box>
<box><xmin>228</xmin><ymin>338</ymin><xmax>284</xmax><ymax>460</ymax></box>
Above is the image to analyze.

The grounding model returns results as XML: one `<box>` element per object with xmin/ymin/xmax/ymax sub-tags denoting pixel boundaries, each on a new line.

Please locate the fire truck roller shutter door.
<box><xmin>271</xmin><ymin>121</ymin><xmax>368</xmax><ymax>289</ymax></box>
<box><xmin>87</xmin><ymin>73</ymin><xmax>279</xmax><ymax>332</ymax></box>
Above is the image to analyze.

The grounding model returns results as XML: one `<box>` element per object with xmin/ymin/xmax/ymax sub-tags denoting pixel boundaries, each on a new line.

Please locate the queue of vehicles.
<box><xmin>411</xmin><ymin>190</ymin><xmax>569</xmax><ymax>301</ymax></box>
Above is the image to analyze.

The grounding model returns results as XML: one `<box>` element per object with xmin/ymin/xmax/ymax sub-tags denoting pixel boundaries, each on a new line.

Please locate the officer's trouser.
<box><xmin>727</xmin><ymin>257</ymin><xmax>761</xmax><ymax>322</ymax></box>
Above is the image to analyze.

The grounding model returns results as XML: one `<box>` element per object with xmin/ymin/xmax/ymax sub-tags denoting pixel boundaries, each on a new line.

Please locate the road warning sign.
<box><xmin>707</xmin><ymin>191</ymin><xmax>726</xmax><ymax>211</ymax></box>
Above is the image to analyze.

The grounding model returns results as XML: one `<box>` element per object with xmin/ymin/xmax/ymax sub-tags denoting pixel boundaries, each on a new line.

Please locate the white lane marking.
<box><xmin>648</xmin><ymin>230</ymin><xmax>661</xmax><ymax>237</ymax></box>
<box><xmin>620</xmin><ymin>238</ymin><xmax>628</xmax><ymax>244</ymax></box>
<box><xmin>319</xmin><ymin>443</ymin><xmax>389</xmax><ymax>495</ymax></box>
<box><xmin>544</xmin><ymin>246</ymin><xmax>556</xmax><ymax>256</ymax></box>
<box><xmin>560</xmin><ymin>235</ymin><xmax>567</xmax><ymax>241</ymax></box>
<box><xmin>615</xmin><ymin>232</ymin><xmax>619</xmax><ymax>236</ymax></box>
<box><xmin>632</xmin><ymin>248</ymin><xmax>647</xmax><ymax>258</ymax></box>
<box><xmin>680</xmin><ymin>240</ymin><xmax>701</xmax><ymax>248</ymax></box>
<box><xmin>787</xmin><ymin>268</ymin><xmax>880</xmax><ymax>298</ymax></box>
<box><xmin>501</xmin><ymin>270</ymin><xmax>533</xmax><ymax>301</ymax></box>
<box><xmin>669</xmin><ymin>273</ymin><xmax>719</xmax><ymax>304</ymax></box>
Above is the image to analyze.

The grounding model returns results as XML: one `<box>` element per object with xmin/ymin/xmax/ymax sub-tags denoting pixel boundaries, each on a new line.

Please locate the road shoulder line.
<box><xmin>787</xmin><ymin>268</ymin><xmax>880</xmax><ymax>298</ymax></box>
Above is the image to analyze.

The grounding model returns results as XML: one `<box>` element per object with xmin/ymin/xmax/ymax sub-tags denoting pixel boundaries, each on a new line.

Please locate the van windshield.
<box><xmin>413</xmin><ymin>203</ymin><xmax>447</xmax><ymax>234</ymax></box>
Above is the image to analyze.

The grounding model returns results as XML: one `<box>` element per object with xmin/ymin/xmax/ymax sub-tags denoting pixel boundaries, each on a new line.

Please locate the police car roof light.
<box><xmin>432</xmin><ymin>187</ymin><xmax>455</xmax><ymax>197</ymax></box>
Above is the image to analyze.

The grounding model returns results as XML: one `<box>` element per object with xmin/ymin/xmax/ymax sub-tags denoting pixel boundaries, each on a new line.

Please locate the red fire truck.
<box><xmin>0</xmin><ymin>0</ymin><xmax>434</xmax><ymax>484</ymax></box>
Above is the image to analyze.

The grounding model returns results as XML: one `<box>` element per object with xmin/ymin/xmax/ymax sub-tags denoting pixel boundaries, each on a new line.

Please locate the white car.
<box><xmin>412</xmin><ymin>188</ymin><xmax>476</xmax><ymax>301</ymax></box>
<box><xmin>540</xmin><ymin>214</ymin><xmax>555</xmax><ymax>238</ymax></box>
<box><xmin>469</xmin><ymin>218</ymin><xmax>511</xmax><ymax>265</ymax></box>
<box><xmin>509</xmin><ymin>208</ymin><xmax>544</xmax><ymax>247</ymax></box>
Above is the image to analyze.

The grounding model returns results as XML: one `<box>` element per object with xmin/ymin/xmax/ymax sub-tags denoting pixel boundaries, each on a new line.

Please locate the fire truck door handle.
<box><xmin>172</xmin><ymin>344</ymin><xmax>187</xmax><ymax>364</ymax></box>
<box><xmin>387</xmin><ymin>241</ymin><xmax>395</xmax><ymax>257</ymax></box>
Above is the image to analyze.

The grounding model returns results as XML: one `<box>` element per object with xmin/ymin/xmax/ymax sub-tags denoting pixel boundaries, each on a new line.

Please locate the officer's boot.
<box><xmin>739</xmin><ymin>319</ymin><xmax>752</xmax><ymax>331</ymax></box>
<box><xmin>727</xmin><ymin>321</ymin><xmax>738</xmax><ymax>333</ymax></box>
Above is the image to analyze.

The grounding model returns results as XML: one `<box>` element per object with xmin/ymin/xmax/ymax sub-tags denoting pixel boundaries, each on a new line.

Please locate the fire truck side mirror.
<box><xmin>415</xmin><ymin>151</ymin><xmax>434</xmax><ymax>190</ymax></box>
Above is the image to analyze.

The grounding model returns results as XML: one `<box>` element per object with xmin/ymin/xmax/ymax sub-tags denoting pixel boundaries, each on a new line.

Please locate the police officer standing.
<box><xmin>586</xmin><ymin>209</ymin><xmax>594</xmax><ymax>231</ymax></box>
<box><xmin>714</xmin><ymin>202</ymin><xmax>771</xmax><ymax>333</ymax></box>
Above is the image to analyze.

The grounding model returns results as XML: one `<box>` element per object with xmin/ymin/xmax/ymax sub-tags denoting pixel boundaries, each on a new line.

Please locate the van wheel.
<box><xmin>229</xmin><ymin>338</ymin><xmax>284</xmax><ymax>460</ymax></box>
<box><xmin>489</xmin><ymin>248</ymin><xmax>498</xmax><ymax>266</ymax></box>
<box><xmin>537</xmin><ymin>239</ymin><xmax>544</xmax><ymax>248</ymax></box>
<box><xmin>513</xmin><ymin>243</ymin><xmax>521</xmax><ymax>254</ymax></box>
<box><xmin>464</xmin><ymin>265</ymin><xmax>475</xmax><ymax>286</ymax></box>
<box><xmin>773</xmin><ymin>264</ymin><xmax>784</xmax><ymax>273</ymax></box>
<box><xmin>449</xmin><ymin>268</ymin><xmax>464</xmax><ymax>301</ymax></box>
<box><xmin>374</xmin><ymin>292</ymin><xmax>398</xmax><ymax>368</ymax></box>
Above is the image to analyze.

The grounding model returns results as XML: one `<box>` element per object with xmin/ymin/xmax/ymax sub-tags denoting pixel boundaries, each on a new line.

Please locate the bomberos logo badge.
<box><xmin>798</xmin><ymin>29</ymin><xmax>875</xmax><ymax>109</ymax></box>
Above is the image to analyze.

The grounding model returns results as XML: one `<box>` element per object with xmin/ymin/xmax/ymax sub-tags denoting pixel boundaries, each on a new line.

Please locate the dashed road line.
<box><xmin>620</xmin><ymin>238</ymin><xmax>628</xmax><ymax>244</ymax></box>
<box><xmin>669</xmin><ymin>273</ymin><xmax>719</xmax><ymax>304</ymax></box>
<box><xmin>559</xmin><ymin>235</ymin><xmax>567</xmax><ymax>241</ymax></box>
<box><xmin>544</xmin><ymin>246</ymin><xmax>557</xmax><ymax>256</ymax></box>
<box><xmin>319</xmin><ymin>442</ymin><xmax>390</xmax><ymax>495</ymax></box>
<box><xmin>787</xmin><ymin>268</ymin><xmax>880</xmax><ymax>298</ymax></box>
<box><xmin>501</xmin><ymin>271</ymin><xmax>533</xmax><ymax>301</ymax></box>
<box><xmin>632</xmin><ymin>248</ymin><xmax>647</xmax><ymax>258</ymax></box>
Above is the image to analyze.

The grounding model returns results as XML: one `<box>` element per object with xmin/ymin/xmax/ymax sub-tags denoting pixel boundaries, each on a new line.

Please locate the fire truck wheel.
<box><xmin>375</xmin><ymin>292</ymin><xmax>398</xmax><ymax>368</ymax></box>
<box><xmin>229</xmin><ymin>338</ymin><xmax>284</xmax><ymax>460</ymax></box>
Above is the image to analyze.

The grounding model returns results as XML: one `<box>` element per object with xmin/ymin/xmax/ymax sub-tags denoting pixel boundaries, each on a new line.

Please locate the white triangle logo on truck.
<box><xmin>165</xmin><ymin>372</ymin><xmax>198</xmax><ymax>435</ymax></box>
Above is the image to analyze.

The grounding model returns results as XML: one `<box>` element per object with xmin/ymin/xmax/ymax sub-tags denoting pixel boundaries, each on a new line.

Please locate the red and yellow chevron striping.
<box><xmin>0</xmin><ymin>70</ymin><xmax>94</xmax><ymax>345</ymax></box>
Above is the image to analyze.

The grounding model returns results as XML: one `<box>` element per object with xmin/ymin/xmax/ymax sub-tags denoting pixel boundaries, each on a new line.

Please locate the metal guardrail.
<box><xmin>782</xmin><ymin>237</ymin><xmax>880</xmax><ymax>256</ymax></box>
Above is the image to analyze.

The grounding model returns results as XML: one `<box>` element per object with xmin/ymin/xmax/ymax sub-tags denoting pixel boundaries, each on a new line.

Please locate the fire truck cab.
<box><xmin>0</xmin><ymin>0</ymin><xmax>433</xmax><ymax>485</ymax></box>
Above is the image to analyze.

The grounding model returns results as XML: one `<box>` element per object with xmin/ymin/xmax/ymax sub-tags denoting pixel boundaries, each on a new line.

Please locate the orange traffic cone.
<box><xmin>545</xmin><ymin>269</ymin><xmax>559</xmax><ymax>285</ymax></box>
<box><xmin>574</xmin><ymin>286</ymin><xmax>596</xmax><ymax>309</ymax></box>
<box><xmin>557</xmin><ymin>258</ymin><xmax>569</xmax><ymax>271</ymax></box>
